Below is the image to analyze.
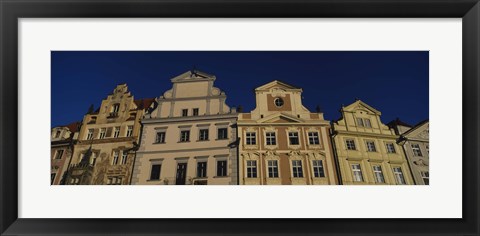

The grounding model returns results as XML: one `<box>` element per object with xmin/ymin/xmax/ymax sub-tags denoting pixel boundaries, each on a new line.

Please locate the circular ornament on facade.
<box><xmin>274</xmin><ymin>97</ymin><xmax>284</xmax><ymax>107</ymax></box>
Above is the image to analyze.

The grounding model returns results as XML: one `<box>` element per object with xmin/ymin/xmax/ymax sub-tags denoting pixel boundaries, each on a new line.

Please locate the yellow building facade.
<box><xmin>238</xmin><ymin>81</ymin><xmax>338</xmax><ymax>185</ymax></box>
<box><xmin>331</xmin><ymin>100</ymin><xmax>414</xmax><ymax>185</ymax></box>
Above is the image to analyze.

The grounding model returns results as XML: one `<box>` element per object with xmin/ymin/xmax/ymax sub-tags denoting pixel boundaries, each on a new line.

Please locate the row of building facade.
<box><xmin>51</xmin><ymin>70</ymin><xmax>429</xmax><ymax>185</ymax></box>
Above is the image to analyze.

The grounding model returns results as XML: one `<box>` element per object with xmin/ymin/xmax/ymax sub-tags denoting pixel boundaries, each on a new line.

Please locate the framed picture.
<box><xmin>1</xmin><ymin>0</ymin><xmax>478</xmax><ymax>235</ymax></box>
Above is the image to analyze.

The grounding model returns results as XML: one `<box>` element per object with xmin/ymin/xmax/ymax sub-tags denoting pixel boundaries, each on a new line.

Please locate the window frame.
<box><xmin>288</xmin><ymin>131</ymin><xmax>300</xmax><ymax>145</ymax></box>
<box><xmin>149</xmin><ymin>164</ymin><xmax>162</xmax><ymax>181</ymax></box>
<box><xmin>155</xmin><ymin>131</ymin><xmax>166</xmax><ymax>143</ymax></box>
<box><xmin>265</xmin><ymin>131</ymin><xmax>277</xmax><ymax>146</ymax></box>
<box><xmin>386</xmin><ymin>142</ymin><xmax>396</xmax><ymax>153</ymax></box>
<box><xmin>291</xmin><ymin>160</ymin><xmax>303</xmax><ymax>178</ymax></box>
<box><xmin>245</xmin><ymin>132</ymin><xmax>257</xmax><ymax>145</ymax></box>
<box><xmin>393</xmin><ymin>167</ymin><xmax>407</xmax><ymax>185</ymax></box>
<box><xmin>312</xmin><ymin>159</ymin><xmax>325</xmax><ymax>178</ymax></box>
<box><xmin>216</xmin><ymin>160</ymin><xmax>228</xmax><ymax>177</ymax></box>
<box><xmin>345</xmin><ymin>139</ymin><xmax>356</xmax><ymax>150</ymax></box>
<box><xmin>351</xmin><ymin>164</ymin><xmax>364</xmax><ymax>182</ymax></box>
<box><xmin>217</xmin><ymin>127</ymin><xmax>228</xmax><ymax>140</ymax></box>
<box><xmin>308</xmin><ymin>131</ymin><xmax>320</xmax><ymax>145</ymax></box>
<box><xmin>196</xmin><ymin>161</ymin><xmax>207</xmax><ymax>178</ymax></box>
<box><xmin>366</xmin><ymin>140</ymin><xmax>377</xmax><ymax>152</ymax></box>
<box><xmin>411</xmin><ymin>144</ymin><xmax>423</xmax><ymax>156</ymax></box>
<box><xmin>246</xmin><ymin>160</ymin><xmax>257</xmax><ymax>178</ymax></box>
<box><xmin>126</xmin><ymin>126</ymin><xmax>133</xmax><ymax>137</ymax></box>
<box><xmin>180</xmin><ymin>130</ymin><xmax>190</xmax><ymax>142</ymax></box>
<box><xmin>267</xmin><ymin>160</ymin><xmax>279</xmax><ymax>178</ymax></box>
<box><xmin>372</xmin><ymin>165</ymin><xmax>385</xmax><ymax>183</ymax></box>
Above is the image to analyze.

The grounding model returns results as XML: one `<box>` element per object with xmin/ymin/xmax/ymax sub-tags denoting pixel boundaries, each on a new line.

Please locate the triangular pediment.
<box><xmin>255</xmin><ymin>80</ymin><xmax>301</xmax><ymax>91</ymax></box>
<box><xmin>171</xmin><ymin>70</ymin><xmax>215</xmax><ymax>83</ymax></box>
<box><xmin>257</xmin><ymin>113</ymin><xmax>304</xmax><ymax>123</ymax></box>
<box><xmin>403</xmin><ymin>120</ymin><xmax>429</xmax><ymax>140</ymax></box>
<box><xmin>342</xmin><ymin>100</ymin><xmax>381</xmax><ymax>115</ymax></box>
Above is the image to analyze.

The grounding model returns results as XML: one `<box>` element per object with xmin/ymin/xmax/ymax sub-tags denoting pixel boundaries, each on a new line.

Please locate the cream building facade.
<box><xmin>389</xmin><ymin>119</ymin><xmax>429</xmax><ymax>185</ymax></box>
<box><xmin>237</xmin><ymin>81</ymin><xmax>338</xmax><ymax>185</ymax></box>
<box><xmin>65</xmin><ymin>84</ymin><xmax>155</xmax><ymax>185</ymax></box>
<box><xmin>131</xmin><ymin>70</ymin><xmax>238</xmax><ymax>185</ymax></box>
<box><xmin>331</xmin><ymin>100</ymin><xmax>414</xmax><ymax>185</ymax></box>
<box><xmin>50</xmin><ymin>122</ymin><xmax>80</xmax><ymax>185</ymax></box>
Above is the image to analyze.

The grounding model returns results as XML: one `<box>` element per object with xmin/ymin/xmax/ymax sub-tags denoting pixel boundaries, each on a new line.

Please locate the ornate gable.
<box><xmin>257</xmin><ymin>113</ymin><xmax>303</xmax><ymax>124</ymax></box>
<box><xmin>342</xmin><ymin>100</ymin><xmax>381</xmax><ymax>115</ymax></box>
<box><xmin>255</xmin><ymin>80</ymin><xmax>301</xmax><ymax>92</ymax></box>
<box><xmin>403</xmin><ymin>120</ymin><xmax>429</xmax><ymax>141</ymax></box>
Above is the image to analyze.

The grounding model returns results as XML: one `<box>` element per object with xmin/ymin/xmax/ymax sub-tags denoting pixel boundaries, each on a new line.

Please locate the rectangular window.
<box><xmin>199</xmin><ymin>129</ymin><xmax>209</xmax><ymax>141</ymax></box>
<box><xmin>265</xmin><ymin>132</ymin><xmax>276</xmax><ymax>145</ymax></box>
<box><xmin>246</xmin><ymin>132</ymin><xmax>256</xmax><ymax>145</ymax></box>
<box><xmin>112</xmin><ymin>151</ymin><xmax>119</xmax><ymax>165</ymax></box>
<box><xmin>364</xmin><ymin>118</ymin><xmax>372</xmax><ymax>128</ymax></box>
<box><xmin>356</xmin><ymin>118</ymin><xmax>364</xmax><ymax>127</ymax></box>
<box><xmin>346</xmin><ymin>139</ymin><xmax>356</xmax><ymax>150</ymax></box>
<box><xmin>193</xmin><ymin>108</ymin><xmax>199</xmax><ymax>116</ymax></box>
<box><xmin>87</xmin><ymin>129</ymin><xmax>94</xmax><ymax>140</ymax></box>
<box><xmin>308</xmin><ymin>132</ymin><xmax>320</xmax><ymax>145</ymax></box>
<box><xmin>351</xmin><ymin>164</ymin><xmax>364</xmax><ymax>182</ymax></box>
<box><xmin>182</xmin><ymin>109</ymin><xmax>188</xmax><ymax>117</ymax></box>
<box><xmin>112</xmin><ymin>104</ymin><xmax>120</xmax><ymax>113</ymax></box>
<box><xmin>150</xmin><ymin>164</ymin><xmax>161</xmax><ymax>180</ymax></box>
<box><xmin>292</xmin><ymin>160</ymin><xmax>303</xmax><ymax>178</ymax></box>
<box><xmin>55</xmin><ymin>130</ymin><xmax>61</xmax><ymax>138</ymax></box>
<box><xmin>421</xmin><ymin>171</ymin><xmax>429</xmax><ymax>185</ymax></box>
<box><xmin>155</xmin><ymin>131</ymin><xmax>166</xmax><ymax>143</ymax></box>
<box><xmin>121</xmin><ymin>152</ymin><xmax>128</xmax><ymax>165</ymax></box>
<box><xmin>113</xmin><ymin>126</ymin><xmax>120</xmax><ymax>138</ymax></box>
<box><xmin>412</xmin><ymin>144</ymin><xmax>423</xmax><ymax>156</ymax></box>
<box><xmin>393</xmin><ymin>167</ymin><xmax>406</xmax><ymax>185</ymax></box>
<box><xmin>386</xmin><ymin>143</ymin><xmax>396</xmax><ymax>153</ymax></box>
<box><xmin>267</xmin><ymin>160</ymin><xmax>279</xmax><ymax>178</ymax></box>
<box><xmin>108</xmin><ymin>177</ymin><xmax>122</xmax><ymax>185</ymax></box>
<box><xmin>366</xmin><ymin>141</ymin><xmax>377</xmax><ymax>152</ymax></box>
<box><xmin>217</xmin><ymin>160</ymin><xmax>227</xmax><ymax>177</ymax></box>
<box><xmin>54</xmin><ymin>149</ymin><xmax>64</xmax><ymax>159</ymax></box>
<box><xmin>126</xmin><ymin>126</ymin><xmax>133</xmax><ymax>137</ymax></box>
<box><xmin>99</xmin><ymin>128</ymin><xmax>106</xmax><ymax>139</ymax></box>
<box><xmin>246</xmin><ymin>160</ymin><xmax>257</xmax><ymax>178</ymax></box>
<box><xmin>312</xmin><ymin>160</ymin><xmax>325</xmax><ymax>178</ymax></box>
<box><xmin>197</xmin><ymin>162</ymin><xmax>207</xmax><ymax>178</ymax></box>
<box><xmin>373</xmin><ymin>165</ymin><xmax>385</xmax><ymax>183</ymax></box>
<box><xmin>289</xmin><ymin>132</ymin><xmax>300</xmax><ymax>145</ymax></box>
<box><xmin>180</xmin><ymin>130</ymin><xmax>190</xmax><ymax>142</ymax></box>
<box><xmin>217</xmin><ymin>128</ymin><xmax>228</xmax><ymax>140</ymax></box>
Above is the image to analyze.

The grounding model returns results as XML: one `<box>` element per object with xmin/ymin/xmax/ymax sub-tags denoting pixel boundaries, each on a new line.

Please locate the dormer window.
<box><xmin>274</xmin><ymin>97</ymin><xmax>284</xmax><ymax>107</ymax></box>
<box><xmin>54</xmin><ymin>130</ymin><xmax>61</xmax><ymax>138</ymax></box>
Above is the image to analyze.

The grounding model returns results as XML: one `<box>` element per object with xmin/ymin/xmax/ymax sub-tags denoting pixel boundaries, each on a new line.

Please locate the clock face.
<box><xmin>274</xmin><ymin>97</ymin><xmax>284</xmax><ymax>107</ymax></box>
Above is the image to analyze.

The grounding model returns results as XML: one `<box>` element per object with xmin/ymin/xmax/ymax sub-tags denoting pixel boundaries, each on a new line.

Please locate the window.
<box><xmin>55</xmin><ymin>130</ymin><xmax>61</xmax><ymax>138</ymax></box>
<box><xmin>292</xmin><ymin>160</ymin><xmax>303</xmax><ymax>178</ymax></box>
<box><xmin>107</xmin><ymin>177</ymin><xmax>122</xmax><ymax>185</ymax></box>
<box><xmin>246</xmin><ymin>160</ymin><xmax>257</xmax><ymax>178</ymax></box>
<box><xmin>112</xmin><ymin>151</ymin><xmax>119</xmax><ymax>165</ymax></box>
<box><xmin>197</xmin><ymin>162</ymin><xmax>207</xmax><ymax>178</ymax></box>
<box><xmin>193</xmin><ymin>108</ymin><xmax>199</xmax><ymax>116</ymax></box>
<box><xmin>308</xmin><ymin>132</ymin><xmax>320</xmax><ymax>145</ymax></box>
<box><xmin>312</xmin><ymin>160</ymin><xmax>325</xmax><ymax>177</ymax></box>
<box><xmin>150</xmin><ymin>164</ymin><xmax>161</xmax><ymax>180</ymax></box>
<box><xmin>266</xmin><ymin>132</ymin><xmax>276</xmax><ymax>145</ymax></box>
<box><xmin>373</xmin><ymin>165</ymin><xmax>385</xmax><ymax>183</ymax></box>
<box><xmin>199</xmin><ymin>129</ymin><xmax>209</xmax><ymax>141</ymax></box>
<box><xmin>180</xmin><ymin>130</ymin><xmax>190</xmax><ymax>142</ymax></box>
<box><xmin>274</xmin><ymin>97</ymin><xmax>284</xmax><ymax>107</ymax></box>
<box><xmin>356</xmin><ymin>118</ymin><xmax>364</xmax><ymax>127</ymax></box>
<box><xmin>351</xmin><ymin>164</ymin><xmax>363</xmax><ymax>182</ymax></box>
<box><xmin>386</xmin><ymin>143</ymin><xmax>396</xmax><ymax>153</ymax></box>
<box><xmin>112</xmin><ymin>103</ymin><xmax>120</xmax><ymax>113</ymax></box>
<box><xmin>364</xmin><ymin>119</ymin><xmax>372</xmax><ymax>128</ymax></box>
<box><xmin>426</xmin><ymin>145</ymin><xmax>429</xmax><ymax>154</ymax></box>
<box><xmin>121</xmin><ymin>152</ymin><xmax>128</xmax><ymax>165</ymax></box>
<box><xmin>246</xmin><ymin>132</ymin><xmax>256</xmax><ymax>145</ymax></box>
<box><xmin>412</xmin><ymin>144</ymin><xmax>423</xmax><ymax>156</ymax></box>
<box><xmin>217</xmin><ymin>128</ymin><xmax>228</xmax><ymax>140</ymax></box>
<box><xmin>393</xmin><ymin>167</ymin><xmax>406</xmax><ymax>185</ymax></box>
<box><xmin>346</xmin><ymin>139</ymin><xmax>356</xmax><ymax>150</ymax></box>
<box><xmin>267</xmin><ymin>160</ymin><xmax>279</xmax><ymax>178</ymax></box>
<box><xmin>99</xmin><ymin>128</ymin><xmax>106</xmax><ymax>139</ymax></box>
<box><xmin>86</xmin><ymin>129</ymin><xmax>94</xmax><ymax>140</ymax></box>
<box><xmin>51</xmin><ymin>173</ymin><xmax>56</xmax><ymax>185</ymax></box>
<box><xmin>155</xmin><ymin>131</ymin><xmax>166</xmax><ymax>143</ymax></box>
<box><xmin>217</xmin><ymin>160</ymin><xmax>227</xmax><ymax>177</ymax></box>
<box><xmin>126</xmin><ymin>126</ymin><xmax>133</xmax><ymax>137</ymax></box>
<box><xmin>182</xmin><ymin>109</ymin><xmax>188</xmax><ymax>117</ymax></box>
<box><xmin>421</xmin><ymin>171</ymin><xmax>429</xmax><ymax>185</ymax></box>
<box><xmin>366</xmin><ymin>141</ymin><xmax>377</xmax><ymax>152</ymax></box>
<box><xmin>54</xmin><ymin>150</ymin><xmax>64</xmax><ymax>159</ymax></box>
<box><xmin>113</xmin><ymin>127</ymin><xmax>120</xmax><ymax>138</ymax></box>
<box><xmin>288</xmin><ymin>132</ymin><xmax>300</xmax><ymax>145</ymax></box>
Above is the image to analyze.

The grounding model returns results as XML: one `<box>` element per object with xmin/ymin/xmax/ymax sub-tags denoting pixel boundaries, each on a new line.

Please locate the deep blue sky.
<box><xmin>51</xmin><ymin>51</ymin><xmax>428</xmax><ymax>128</ymax></box>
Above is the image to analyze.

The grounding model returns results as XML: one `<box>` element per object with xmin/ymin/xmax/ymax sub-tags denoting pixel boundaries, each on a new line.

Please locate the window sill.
<box><xmin>197</xmin><ymin>139</ymin><xmax>210</xmax><ymax>142</ymax></box>
<box><xmin>213</xmin><ymin>176</ymin><xmax>229</xmax><ymax>178</ymax></box>
<box><xmin>147</xmin><ymin>179</ymin><xmax>161</xmax><ymax>182</ymax></box>
<box><xmin>153</xmin><ymin>142</ymin><xmax>166</xmax><ymax>145</ymax></box>
<box><xmin>178</xmin><ymin>141</ymin><xmax>191</xmax><ymax>143</ymax></box>
<box><xmin>215</xmin><ymin>138</ymin><xmax>229</xmax><ymax>141</ymax></box>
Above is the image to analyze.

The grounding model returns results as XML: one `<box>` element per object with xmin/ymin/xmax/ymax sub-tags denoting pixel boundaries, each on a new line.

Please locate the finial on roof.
<box><xmin>355</xmin><ymin>97</ymin><xmax>360</xmax><ymax>101</ymax></box>
<box><xmin>190</xmin><ymin>66</ymin><xmax>198</xmax><ymax>77</ymax></box>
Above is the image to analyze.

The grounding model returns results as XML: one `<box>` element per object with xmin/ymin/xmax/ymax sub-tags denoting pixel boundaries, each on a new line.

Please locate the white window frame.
<box><xmin>386</xmin><ymin>143</ymin><xmax>396</xmax><ymax>153</ymax></box>
<box><xmin>345</xmin><ymin>139</ymin><xmax>356</xmax><ymax>150</ymax></box>
<box><xmin>351</xmin><ymin>164</ymin><xmax>364</xmax><ymax>182</ymax></box>
<box><xmin>372</xmin><ymin>165</ymin><xmax>385</xmax><ymax>183</ymax></box>
<box><xmin>246</xmin><ymin>160</ymin><xmax>257</xmax><ymax>178</ymax></box>
<box><xmin>112</xmin><ymin>151</ymin><xmax>119</xmax><ymax>165</ymax></box>
<box><xmin>126</xmin><ymin>126</ymin><xmax>133</xmax><ymax>137</ymax></box>
<box><xmin>99</xmin><ymin>128</ymin><xmax>106</xmax><ymax>139</ymax></box>
<box><xmin>54</xmin><ymin>149</ymin><xmax>64</xmax><ymax>159</ymax></box>
<box><xmin>412</xmin><ymin>144</ymin><xmax>423</xmax><ymax>156</ymax></box>
<box><xmin>113</xmin><ymin>126</ymin><xmax>120</xmax><ymax>138</ymax></box>
<box><xmin>198</xmin><ymin>129</ymin><xmax>209</xmax><ymax>141</ymax></box>
<box><xmin>308</xmin><ymin>132</ymin><xmax>320</xmax><ymax>145</ymax></box>
<box><xmin>421</xmin><ymin>171</ymin><xmax>429</xmax><ymax>185</ymax></box>
<box><xmin>356</xmin><ymin>118</ymin><xmax>364</xmax><ymax>127</ymax></box>
<box><xmin>291</xmin><ymin>160</ymin><xmax>303</xmax><ymax>178</ymax></box>
<box><xmin>267</xmin><ymin>160</ymin><xmax>279</xmax><ymax>178</ymax></box>
<box><xmin>180</xmin><ymin>130</ymin><xmax>190</xmax><ymax>142</ymax></box>
<box><xmin>155</xmin><ymin>131</ymin><xmax>166</xmax><ymax>143</ymax></box>
<box><xmin>121</xmin><ymin>151</ymin><xmax>128</xmax><ymax>165</ymax></box>
<box><xmin>86</xmin><ymin>129</ymin><xmax>94</xmax><ymax>140</ymax></box>
<box><xmin>393</xmin><ymin>167</ymin><xmax>406</xmax><ymax>185</ymax></box>
<box><xmin>312</xmin><ymin>160</ymin><xmax>325</xmax><ymax>178</ymax></box>
<box><xmin>246</xmin><ymin>132</ymin><xmax>257</xmax><ymax>145</ymax></box>
<box><xmin>366</xmin><ymin>140</ymin><xmax>377</xmax><ymax>152</ymax></box>
<box><xmin>364</xmin><ymin>118</ymin><xmax>372</xmax><ymax>128</ymax></box>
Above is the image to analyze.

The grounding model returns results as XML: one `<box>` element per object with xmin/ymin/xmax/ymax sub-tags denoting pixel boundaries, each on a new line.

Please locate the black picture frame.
<box><xmin>1</xmin><ymin>0</ymin><xmax>479</xmax><ymax>235</ymax></box>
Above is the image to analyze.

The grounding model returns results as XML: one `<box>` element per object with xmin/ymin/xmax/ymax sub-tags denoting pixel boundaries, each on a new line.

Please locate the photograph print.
<box><xmin>51</xmin><ymin>51</ymin><xmax>429</xmax><ymax>186</ymax></box>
